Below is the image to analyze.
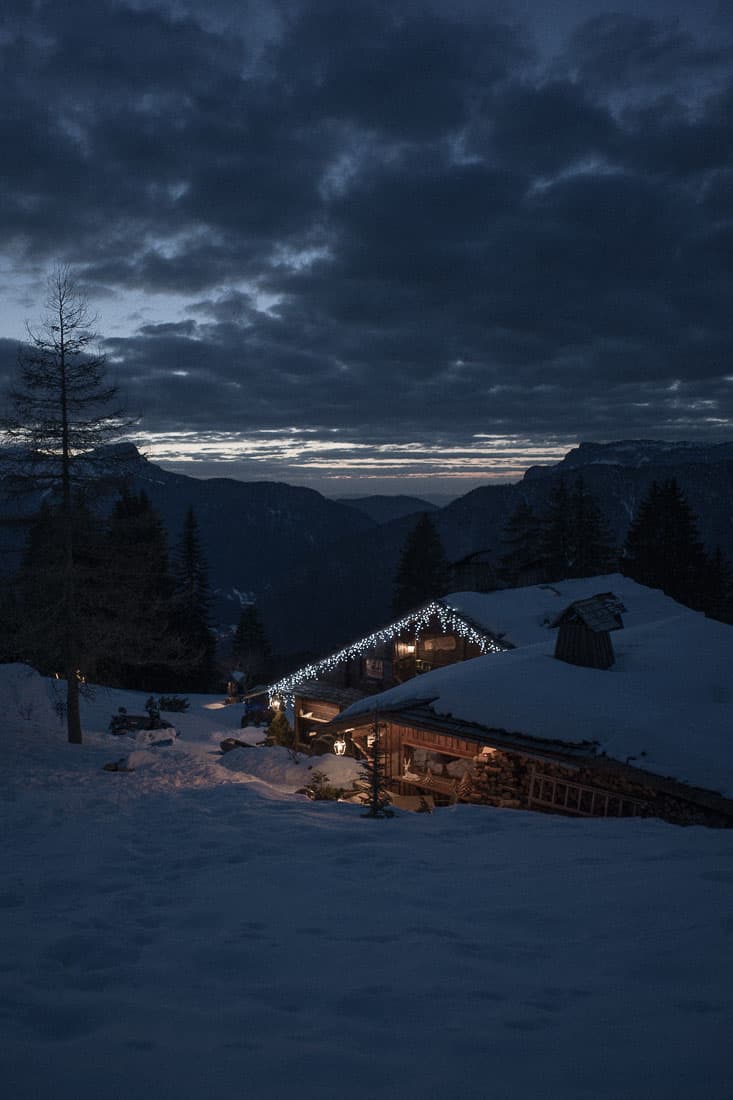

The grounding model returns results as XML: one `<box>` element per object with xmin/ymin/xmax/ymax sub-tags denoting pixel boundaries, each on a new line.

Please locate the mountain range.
<box><xmin>2</xmin><ymin>439</ymin><xmax>731</xmax><ymax>662</ymax></box>
<box><xmin>260</xmin><ymin>439</ymin><xmax>733</xmax><ymax>657</ymax></box>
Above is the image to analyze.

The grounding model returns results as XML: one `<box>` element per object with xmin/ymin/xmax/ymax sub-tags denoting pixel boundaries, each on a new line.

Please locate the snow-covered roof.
<box><xmin>439</xmin><ymin>574</ymin><xmax>680</xmax><ymax>647</ymax></box>
<box><xmin>273</xmin><ymin>573</ymin><xmax>680</xmax><ymax>701</ymax></box>
<box><xmin>341</xmin><ymin>577</ymin><xmax>733</xmax><ymax>799</ymax></box>
<box><xmin>270</xmin><ymin>598</ymin><xmax>505</xmax><ymax>699</ymax></box>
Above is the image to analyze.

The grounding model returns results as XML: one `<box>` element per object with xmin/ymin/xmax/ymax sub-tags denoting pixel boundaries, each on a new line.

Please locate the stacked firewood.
<box><xmin>469</xmin><ymin>750</ymin><xmax>528</xmax><ymax>807</ymax></box>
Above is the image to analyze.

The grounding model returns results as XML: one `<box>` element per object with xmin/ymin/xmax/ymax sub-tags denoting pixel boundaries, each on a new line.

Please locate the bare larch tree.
<box><xmin>2</xmin><ymin>265</ymin><xmax>133</xmax><ymax>743</ymax></box>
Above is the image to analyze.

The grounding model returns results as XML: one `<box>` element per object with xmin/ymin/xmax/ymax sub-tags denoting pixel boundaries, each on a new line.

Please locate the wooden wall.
<box><xmin>381</xmin><ymin>720</ymin><xmax>731</xmax><ymax>826</ymax></box>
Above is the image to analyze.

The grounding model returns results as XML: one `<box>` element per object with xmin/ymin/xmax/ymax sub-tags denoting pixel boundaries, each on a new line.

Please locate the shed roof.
<box><xmin>551</xmin><ymin>593</ymin><xmax>625</xmax><ymax>632</ymax></box>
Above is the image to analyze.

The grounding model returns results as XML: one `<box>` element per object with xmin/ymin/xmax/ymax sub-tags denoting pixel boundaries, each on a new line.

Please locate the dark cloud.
<box><xmin>1</xmin><ymin>0</ymin><xmax>731</xmax><ymax>488</ymax></box>
<box><xmin>564</xmin><ymin>13</ymin><xmax>729</xmax><ymax>95</ymax></box>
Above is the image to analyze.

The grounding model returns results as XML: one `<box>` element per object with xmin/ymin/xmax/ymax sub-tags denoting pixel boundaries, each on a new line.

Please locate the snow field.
<box><xmin>0</xmin><ymin>668</ymin><xmax>731</xmax><ymax>1099</ymax></box>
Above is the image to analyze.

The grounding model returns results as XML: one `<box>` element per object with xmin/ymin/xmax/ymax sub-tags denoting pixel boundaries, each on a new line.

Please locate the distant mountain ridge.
<box><xmin>334</xmin><ymin>495</ymin><xmax>437</xmax><ymax>524</ymax></box>
<box><xmin>260</xmin><ymin>438</ymin><xmax>733</xmax><ymax>657</ymax></box>
<box><xmin>526</xmin><ymin>439</ymin><xmax>733</xmax><ymax>476</ymax></box>
<box><xmin>2</xmin><ymin>439</ymin><xmax>731</xmax><ymax>658</ymax></box>
<box><xmin>0</xmin><ymin>442</ymin><xmax>375</xmax><ymax>628</ymax></box>
<box><xmin>118</xmin><ymin>448</ymin><xmax>376</xmax><ymax>625</ymax></box>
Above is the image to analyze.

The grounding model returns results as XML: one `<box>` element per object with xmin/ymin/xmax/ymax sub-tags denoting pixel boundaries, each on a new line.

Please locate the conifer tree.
<box><xmin>622</xmin><ymin>479</ymin><xmax>708</xmax><ymax>607</ymax></box>
<box><xmin>568</xmin><ymin>476</ymin><xmax>616</xmax><ymax>577</ymax></box>
<box><xmin>15</xmin><ymin>499</ymin><xmax>108</xmax><ymax>679</ymax></box>
<box><xmin>540</xmin><ymin>477</ymin><xmax>615</xmax><ymax>581</ymax></box>
<box><xmin>266</xmin><ymin>708</ymin><xmax>294</xmax><ymax>748</ymax></box>
<box><xmin>360</xmin><ymin>717</ymin><xmax>393</xmax><ymax>818</ymax></box>
<box><xmin>233</xmin><ymin>604</ymin><xmax>271</xmax><ymax>686</ymax></box>
<box><xmin>392</xmin><ymin>513</ymin><xmax>448</xmax><ymax>616</ymax></box>
<box><xmin>101</xmin><ymin>489</ymin><xmax>187</xmax><ymax>689</ymax></box>
<box><xmin>499</xmin><ymin>499</ymin><xmax>544</xmax><ymax>585</ymax></box>
<box><xmin>541</xmin><ymin>478</ymin><xmax>573</xmax><ymax>581</ymax></box>
<box><xmin>172</xmin><ymin>507</ymin><xmax>216</xmax><ymax>691</ymax></box>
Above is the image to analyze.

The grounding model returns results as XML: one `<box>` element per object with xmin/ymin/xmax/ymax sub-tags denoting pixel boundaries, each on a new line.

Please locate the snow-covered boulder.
<box><xmin>219</xmin><ymin>744</ymin><xmax>364</xmax><ymax>795</ymax></box>
<box><xmin>132</xmin><ymin>727</ymin><xmax>177</xmax><ymax>747</ymax></box>
<box><xmin>0</xmin><ymin>663</ymin><xmax>64</xmax><ymax>736</ymax></box>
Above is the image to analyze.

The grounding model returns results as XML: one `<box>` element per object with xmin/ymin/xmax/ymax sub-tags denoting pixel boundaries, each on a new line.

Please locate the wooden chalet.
<box><xmin>292</xmin><ymin>682</ymin><xmax>364</xmax><ymax>749</ymax></box>
<box><xmin>269</xmin><ymin>599</ymin><xmax>506</xmax><ymax>753</ymax></box>
<box><xmin>312</xmin><ymin>579</ymin><xmax>733</xmax><ymax>826</ymax></box>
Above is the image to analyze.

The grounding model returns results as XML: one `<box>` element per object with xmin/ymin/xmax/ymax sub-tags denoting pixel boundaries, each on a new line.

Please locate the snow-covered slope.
<box><xmin>0</xmin><ymin>666</ymin><xmax>731</xmax><ymax>1099</ymax></box>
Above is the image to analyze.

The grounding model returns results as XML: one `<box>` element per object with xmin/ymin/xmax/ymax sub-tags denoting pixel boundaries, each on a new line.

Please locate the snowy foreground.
<box><xmin>1</xmin><ymin>667</ymin><xmax>732</xmax><ymax>1099</ymax></box>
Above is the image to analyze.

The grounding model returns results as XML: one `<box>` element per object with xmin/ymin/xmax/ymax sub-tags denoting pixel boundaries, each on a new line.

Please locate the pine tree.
<box><xmin>267</xmin><ymin>708</ymin><xmax>294</xmax><ymax>748</ymax></box>
<box><xmin>622</xmin><ymin>479</ymin><xmax>708</xmax><ymax>607</ymax></box>
<box><xmin>15</xmin><ymin>499</ymin><xmax>108</xmax><ymax>679</ymax></box>
<box><xmin>172</xmin><ymin>508</ymin><xmax>216</xmax><ymax>691</ymax></box>
<box><xmin>100</xmin><ymin>489</ymin><xmax>188</xmax><ymax>689</ymax></box>
<box><xmin>392</xmin><ymin>513</ymin><xmax>448</xmax><ymax>617</ymax></box>
<box><xmin>541</xmin><ymin>477</ymin><xmax>573</xmax><ymax>581</ymax></box>
<box><xmin>499</xmin><ymin>499</ymin><xmax>544</xmax><ymax>585</ymax></box>
<box><xmin>568</xmin><ymin>476</ymin><xmax>616</xmax><ymax>577</ymax></box>
<box><xmin>540</xmin><ymin>477</ymin><xmax>615</xmax><ymax>582</ymax></box>
<box><xmin>233</xmin><ymin>604</ymin><xmax>271</xmax><ymax>687</ymax></box>
<box><xmin>360</xmin><ymin>717</ymin><xmax>393</xmax><ymax>818</ymax></box>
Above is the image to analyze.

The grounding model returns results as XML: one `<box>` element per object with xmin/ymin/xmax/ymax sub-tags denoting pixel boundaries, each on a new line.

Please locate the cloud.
<box><xmin>0</xmin><ymin>0</ymin><xmax>731</xmax><ymax>490</ymax></box>
<box><xmin>563</xmin><ymin>13</ymin><xmax>729</xmax><ymax>95</ymax></box>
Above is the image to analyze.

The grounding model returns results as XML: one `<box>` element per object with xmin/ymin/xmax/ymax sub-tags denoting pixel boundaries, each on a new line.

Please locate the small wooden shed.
<box><xmin>552</xmin><ymin>593</ymin><xmax>625</xmax><ymax>670</ymax></box>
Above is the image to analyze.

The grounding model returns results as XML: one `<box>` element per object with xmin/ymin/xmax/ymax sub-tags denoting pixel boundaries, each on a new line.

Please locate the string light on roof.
<box><xmin>269</xmin><ymin>600</ymin><xmax>505</xmax><ymax>706</ymax></box>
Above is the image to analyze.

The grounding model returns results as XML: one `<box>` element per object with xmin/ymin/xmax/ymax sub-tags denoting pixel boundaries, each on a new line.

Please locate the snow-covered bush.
<box><xmin>304</xmin><ymin>769</ymin><xmax>345</xmax><ymax>801</ymax></box>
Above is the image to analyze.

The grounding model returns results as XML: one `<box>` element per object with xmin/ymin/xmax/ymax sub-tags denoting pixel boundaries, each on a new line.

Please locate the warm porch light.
<box><xmin>333</xmin><ymin>737</ymin><xmax>347</xmax><ymax>756</ymax></box>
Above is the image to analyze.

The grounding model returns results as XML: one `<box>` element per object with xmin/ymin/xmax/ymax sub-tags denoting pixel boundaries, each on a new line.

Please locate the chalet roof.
<box><xmin>440</xmin><ymin>575</ymin><xmax>663</xmax><ymax>646</ymax></box>
<box><xmin>270</xmin><ymin>574</ymin><xmax>689</xmax><ymax>702</ymax></box>
<box><xmin>551</xmin><ymin>593</ymin><xmax>626</xmax><ymax>633</ymax></box>
<box><xmin>337</xmin><ymin>579</ymin><xmax>733</xmax><ymax>800</ymax></box>
<box><xmin>270</xmin><ymin>599</ymin><xmax>505</xmax><ymax>700</ymax></box>
<box><xmin>293</xmin><ymin>681</ymin><xmax>365</xmax><ymax>709</ymax></box>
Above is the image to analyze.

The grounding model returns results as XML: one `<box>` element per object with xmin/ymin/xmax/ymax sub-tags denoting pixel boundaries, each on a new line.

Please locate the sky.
<box><xmin>0</xmin><ymin>0</ymin><xmax>731</xmax><ymax>497</ymax></box>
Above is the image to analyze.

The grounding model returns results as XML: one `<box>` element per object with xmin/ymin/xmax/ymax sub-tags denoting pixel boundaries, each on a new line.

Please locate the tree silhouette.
<box><xmin>1</xmin><ymin>266</ymin><xmax>134</xmax><ymax>742</ymax></box>
<box><xmin>392</xmin><ymin>513</ymin><xmax>448</xmax><ymax>616</ymax></box>
<box><xmin>233</xmin><ymin>604</ymin><xmax>271</xmax><ymax>687</ymax></box>
<box><xmin>540</xmin><ymin>478</ymin><xmax>573</xmax><ymax>580</ymax></box>
<box><xmin>568</xmin><ymin>475</ymin><xmax>616</xmax><ymax>577</ymax></box>
<box><xmin>499</xmin><ymin>499</ymin><xmax>544</xmax><ymax>585</ymax></box>
<box><xmin>15</xmin><ymin>499</ymin><xmax>107</xmax><ymax>680</ymax></box>
<box><xmin>99</xmin><ymin>490</ymin><xmax>192</xmax><ymax>690</ymax></box>
<box><xmin>622</xmin><ymin>479</ymin><xmax>707</xmax><ymax>607</ymax></box>
<box><xmin>172</xmin><ymin>508</ymin><xmax>216</xmax><ymax>690</ymax></box>
<box><xmin>539</xmin><ymin>476</ymin><xmax>615</xmax><ymax>582</ymax></box>
<box><xmin>360</xmin><ymin>717</ymin><xmax>393</xmax><ymax>818</ymax></box>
